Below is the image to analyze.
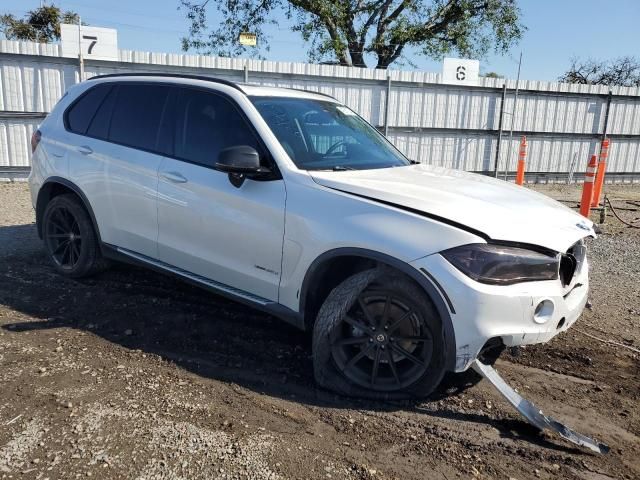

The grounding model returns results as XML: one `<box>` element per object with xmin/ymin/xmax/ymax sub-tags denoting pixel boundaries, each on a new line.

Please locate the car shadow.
<box><xmin>0</xmin><ymin>223</ymin><xmax>580</xmax><ymax>455</ymax></box>
<box><xmin>0</xmin><ymin>223</ymin><xmax>41</xmax><ymax>259</ymax></box>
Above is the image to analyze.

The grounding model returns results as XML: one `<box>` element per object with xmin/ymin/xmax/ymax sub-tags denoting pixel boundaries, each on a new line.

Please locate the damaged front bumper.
<box><xmin>412</xmin><ymin>252</ymin><xmax>589</xmax><ymax>371</ymax></box>
<box><xmin>472</xmin><ymin>360</ymin><xmax>609</xmax><ymax>454</ymax></box>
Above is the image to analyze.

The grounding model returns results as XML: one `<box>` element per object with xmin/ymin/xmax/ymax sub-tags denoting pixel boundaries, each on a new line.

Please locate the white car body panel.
<box><xmin>78</xmin><ymin>137</ymin><xmax>162</xmax><ymax>258</ymax></box>
<box><xmin>275</xmin><ymin>173</ymin><xmax>483</xmax><ymax>312</ymax></box>
<box><xmin>309</xmin><ymin>165</ymin><xmax>594</xmax><ymax>253</ymax></box>
<box><xmin>28</xmin><ymin>76</ymin><xmax>593</xmax><ymax>377</ymax></box>
<box><xmin>156</xmin><ymin>157</ymin><xmax>286</xmax><ymax>301</ymax></box>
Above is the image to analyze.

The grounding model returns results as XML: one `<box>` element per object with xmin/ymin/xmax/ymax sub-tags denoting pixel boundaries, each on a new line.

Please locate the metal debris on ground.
<box><xmin>472</xmin><ymin>360</ymin><xmax>610</xmax><ymax>454</ymax></box>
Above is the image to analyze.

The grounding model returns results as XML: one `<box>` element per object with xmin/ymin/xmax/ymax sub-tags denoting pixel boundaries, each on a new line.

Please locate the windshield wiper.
<box><xmin>306</xmin><ymin>166</ymin><xmax>353</xmax><ymax>172</ymax></box>
<box><xmin>331</xmin><ymin>165</ymin><xmax>355</xmax><ymax>171</ymax></box>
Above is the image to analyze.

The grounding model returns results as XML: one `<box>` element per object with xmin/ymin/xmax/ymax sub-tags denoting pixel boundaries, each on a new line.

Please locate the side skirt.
<box><xmin>101</xmin><ymin>244</ymin><xmax>305</xmax><ymax>330</ymax></box>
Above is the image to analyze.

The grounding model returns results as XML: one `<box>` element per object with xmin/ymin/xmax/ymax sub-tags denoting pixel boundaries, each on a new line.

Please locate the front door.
<box><xmin>156</xmin><ymin>87</ymin><xmax>286</xmax><ymax>301</ymax></box>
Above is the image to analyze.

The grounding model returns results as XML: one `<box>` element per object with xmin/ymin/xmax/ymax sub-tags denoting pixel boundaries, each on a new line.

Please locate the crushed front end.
<box><xmin>411</xmin><ymin>239</ymin><xmax>590</xmax><ymax>372</ymax></box>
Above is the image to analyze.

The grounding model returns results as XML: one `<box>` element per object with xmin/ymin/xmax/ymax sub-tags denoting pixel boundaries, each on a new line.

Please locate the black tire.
<box><xmin>42</xmin><ymin>194</ymin><xmax>109</xmax><ymax>278</ymax></box>
<box><xmin>312</xmin><ymin>268</ymin><xmax>446</xmax><ymax>400</ymax></box>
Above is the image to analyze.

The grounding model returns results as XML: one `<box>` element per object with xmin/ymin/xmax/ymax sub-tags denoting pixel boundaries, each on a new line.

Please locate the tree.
<box><xmin>179</xmin><ymin>0</ymin><xmax>524</xmax><ymax>69</ymax></box>
<box><xmin>1</xmin><ymin>5</ymin><xmax>80</xmax><ymax>43</ymax></box>
<box><xmin>559</xmin><ymin>57</ymin><xmax>640</xmax><ymax>87</ymax></box>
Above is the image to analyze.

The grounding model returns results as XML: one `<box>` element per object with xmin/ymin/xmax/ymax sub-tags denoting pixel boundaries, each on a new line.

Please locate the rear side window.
<box><xmin>66</xmin><ymin>85</ymin><xmax>112</xmax><ymax>134</ymax></box>
<box><xmin>108</xmin><ymin>84</ymin><xmax>171</xmax><ymax>153</ymax></box>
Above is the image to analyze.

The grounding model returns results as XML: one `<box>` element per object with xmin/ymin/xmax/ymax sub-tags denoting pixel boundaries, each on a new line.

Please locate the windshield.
<box><xmin>250</xmin><ymin>96</ymin><xmax>410</xmax><ymax>171</ymax></box>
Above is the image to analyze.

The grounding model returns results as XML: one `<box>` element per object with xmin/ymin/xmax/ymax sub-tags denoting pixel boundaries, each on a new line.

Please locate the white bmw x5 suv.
<box><xmin>29</xmin><ymin>74</ymin><xmax>594</xmax><ymax>399</ymax></box>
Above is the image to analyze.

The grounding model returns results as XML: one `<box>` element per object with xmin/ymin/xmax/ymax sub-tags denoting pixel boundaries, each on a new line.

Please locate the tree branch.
<box><xmin>357</xmin><ymin>0</ymin><xmax>386</xmax><ymax>46</ymax></box>
<box><xmin>374</xmin><ymin>0</ymin><xmax>394</xmax><ymax>47</ymax></box>
<box><xmin>376</xmin><ymin>43</ymin><xmax>404</xmax><ymax>68</ymax></box>
<box><xmin>324</xmin><ymin>17</ymin><xmax>351</xmax><ymax>65</ymax></box>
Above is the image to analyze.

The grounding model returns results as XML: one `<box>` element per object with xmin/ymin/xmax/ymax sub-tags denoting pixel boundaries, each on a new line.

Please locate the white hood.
<box><xmin>310</xmin><ymin>164</ymin><xmax>594</xmax><ymax>253</ymax></box>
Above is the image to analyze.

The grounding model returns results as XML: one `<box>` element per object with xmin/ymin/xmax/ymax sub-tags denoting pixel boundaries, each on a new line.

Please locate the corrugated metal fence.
<box><xmin>2</xmin><ymin>39</ymin><xmax>640</xmax><ymax>181</ymax></box>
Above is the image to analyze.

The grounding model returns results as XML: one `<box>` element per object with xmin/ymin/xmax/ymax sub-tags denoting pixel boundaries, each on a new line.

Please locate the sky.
<box><xmin>4</xmin><ymin>0</ymin><xmax>640</xmax><ymax>82</ymax></box>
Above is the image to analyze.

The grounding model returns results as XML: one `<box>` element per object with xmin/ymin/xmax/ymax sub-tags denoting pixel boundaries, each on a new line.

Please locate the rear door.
<box><xmin>80</xmin><ymin>83</ymin><xmax>171</xmax><ymax>257</ymax></box>
<box><xmin>64</xmin><ymin>83</ymin><xmax>117</xmax><ymax>239</ymax></box>
<box><xmin>156</xmin><ymin>86</ymin><xmax>286</xmax><ymax>301</ymax></box>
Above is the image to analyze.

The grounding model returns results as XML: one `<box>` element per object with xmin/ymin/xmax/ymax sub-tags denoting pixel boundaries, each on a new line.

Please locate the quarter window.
<box><xmin>86</xmin><ymin>86</ymin><xmax>117</xmax><ymax>140</ymax></box>
<box><xmin>66</xmin><ymin>84</ymin><xmax>112</xmax><ymax>135</ymax></box>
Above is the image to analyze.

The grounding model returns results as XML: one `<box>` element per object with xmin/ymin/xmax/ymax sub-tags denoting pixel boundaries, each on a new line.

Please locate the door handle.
<box><xmin>160</xmin><ymin>171</ymin><xmax>188</xmax><ymax>183</ymax></box>
<box><xmin>77</xmin><ymin>145</ymin><xmax>93</xmax><ymax>155</ymax></box>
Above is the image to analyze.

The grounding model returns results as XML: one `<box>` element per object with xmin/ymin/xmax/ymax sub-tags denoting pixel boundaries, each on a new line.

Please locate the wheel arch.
<box><xmin>36</xmin><ymin>177</ymin><xmax>102</xmax><ymax>245</ymax></box>
<box><xmin>300</xmin><ymin>247</ymin><xmax>456</xmax><ymax>371</ymax></box>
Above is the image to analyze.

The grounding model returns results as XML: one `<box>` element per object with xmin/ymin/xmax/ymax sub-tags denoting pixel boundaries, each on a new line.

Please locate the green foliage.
<box><xmin>559</xmin><ymin>57</ymin><xmax>640</xmax><ymax>87</ymax></box>
<box><xmin>1</xmin><ymin>5</ymin><xmax>80</xmax><ymax>43</ymax></box>
<box><xmin>179</xmin><ymin>0</ymin><xmax>524</xmax><ymax>69</ymax></box>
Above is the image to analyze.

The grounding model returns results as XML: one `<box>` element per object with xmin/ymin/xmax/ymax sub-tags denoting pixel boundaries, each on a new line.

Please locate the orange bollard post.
<box><xmin>515</xmin><ymin>136</ymin><xmax>527</xmax><ymax>185</ymax></box>
<box><xmin>591</xmin><ymin>138</ymin><xmax>610</xmax><ymax>207</ymax></box>
<box><xmin>580</xmin><ymin>155</ymin><xmax>598</xmax><ymax>218</ymax></box>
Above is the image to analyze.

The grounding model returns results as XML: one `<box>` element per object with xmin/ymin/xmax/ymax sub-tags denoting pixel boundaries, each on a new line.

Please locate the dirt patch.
<box><xmin>0</xmin><ymin>182</ymin><xmax>638</xmax><ymax>479</ymax></box>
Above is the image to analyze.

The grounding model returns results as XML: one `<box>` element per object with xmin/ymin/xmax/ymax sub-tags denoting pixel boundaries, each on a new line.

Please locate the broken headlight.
<box><xmin>441</xmin><ymin>243</ymin><xmax>560</xmax><ymax>285</ymax></box>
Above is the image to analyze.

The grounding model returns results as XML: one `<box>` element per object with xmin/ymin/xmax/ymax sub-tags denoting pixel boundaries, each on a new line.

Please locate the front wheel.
<box><xmin>312</xmin><ymin>268</ymin><xmax>446</xmax><ymax>400</ymax></box>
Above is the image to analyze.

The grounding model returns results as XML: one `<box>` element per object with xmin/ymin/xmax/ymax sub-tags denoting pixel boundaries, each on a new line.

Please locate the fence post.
<box><xmin>503</xmin><ymin>51</ymin><xmax>522</xmax><ymax>180</ymax></box>
<box><xmin>77</xmin><ymin>16</ymin><xmax>84</xmax><ymax>82</ymax></box>
<box><xmin>580</xmin><ymin>154</ymin><xmax>598</xmax><ymax>217</ymax></box>
<box><xmin>567</xmin><ymin>151</ymin><xmax>579</xmax><ymax>184</ymax></box>
<box><xmin>384</xmin><ymin>74</ymin><xmax>392</xmax><ymax>137</ymax></box>
<box><xmin>590</xmin><ymin>91</ymin><xmax>612</xmax><ymax>205</ymax></box>
<box><xmin>601</xmin><ymin>91</ymin><xmax>612</xmax><ymax>139</ymax></box>
<box><xmin>493</xmin><ymin>83</ymin><xmax>507</xmax><ymax>177</ymax></box>
<box><xmin>243</xmin><ymin>63</ymin><xmax>249</xmax><ymax>83</ymax></box>
<box><xmin>515</xmin><ymin>136</ymin><xmax>527</xmax><ymax>185</ymax></box>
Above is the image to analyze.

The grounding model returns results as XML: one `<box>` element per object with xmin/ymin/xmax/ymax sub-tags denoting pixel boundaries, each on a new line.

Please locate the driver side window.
<box><xmin>174</xmin><ymin>88</ymin><xmax>262</xmax><ymax>168</ymax></box>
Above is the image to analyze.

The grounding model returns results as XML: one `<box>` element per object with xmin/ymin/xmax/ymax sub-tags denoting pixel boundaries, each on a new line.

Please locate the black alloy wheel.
<box><xmin>41</xmin><ymin>194</ymin><xmax>109</xmax><ymax>278</ymax></box>
<box><xmin>330</xmin><ymin>288</ymin><xmax>433</xmax><ymax>391</ymax></box>
<box><xmin>313</xmin><ymin>268</ymin><xmax>446</xmax><ymax>399</ymax></box>
<box><xmin>44</xmin><ymin>204</ymin><xmax>83</xmax><ymax>270</ymax></box>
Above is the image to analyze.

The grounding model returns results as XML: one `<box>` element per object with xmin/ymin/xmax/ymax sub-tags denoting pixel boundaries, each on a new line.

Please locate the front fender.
<box><xmin>300</xmin><ymin>247</ymin><xmax>458</xmax><ymax>371</ymax></box>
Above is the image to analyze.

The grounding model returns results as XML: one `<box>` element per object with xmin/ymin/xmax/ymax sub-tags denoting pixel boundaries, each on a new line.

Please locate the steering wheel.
<box><xmin>325</xmin><ymin>140</ymin><xmax>348</xmax><ymax>156</ymax></box>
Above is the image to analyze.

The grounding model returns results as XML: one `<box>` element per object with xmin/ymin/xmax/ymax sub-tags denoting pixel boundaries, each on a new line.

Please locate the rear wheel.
<box><xmin>313</xmin><ymin>268</ymin><xmax>446</xmax><ymax>399</ymax></box>
<box><xmin>42</xmin><ymin>194</ymin><xmax>108</xmax><ymax>278</ymax></box>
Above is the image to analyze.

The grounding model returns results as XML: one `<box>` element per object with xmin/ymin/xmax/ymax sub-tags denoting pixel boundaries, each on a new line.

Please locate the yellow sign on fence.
<box><xmin>239</xmin><ymin>32</ymin><xmax>257</xmax><ymax>46</ymax></box>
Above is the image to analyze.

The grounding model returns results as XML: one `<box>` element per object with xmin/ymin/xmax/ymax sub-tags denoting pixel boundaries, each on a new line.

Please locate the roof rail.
<box><xmin>88</xmin><ymin>73</ymin><xmax>243</xmax><ymax>92</ymax></box>
<box><xmin>88</xmin><ymin>73</ymin><xmax>337</xmax><ymax>100</ymax></box>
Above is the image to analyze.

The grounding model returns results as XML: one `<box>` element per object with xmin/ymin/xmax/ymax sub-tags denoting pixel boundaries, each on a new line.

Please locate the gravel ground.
<box><xmin>0</xmin><ymin>181</ymin><xmax>638</xmax><ymax>480</ymax></box>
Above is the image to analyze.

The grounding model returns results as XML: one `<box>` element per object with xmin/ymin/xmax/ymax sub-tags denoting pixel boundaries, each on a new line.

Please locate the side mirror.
<box><xmin>216</xmin><ymin>145</ymin><xmax>261</xmax><ymax>174</ymax></box>
<box><xmin>216</xmin><ymin>145</ymin><xmax>270</xmax><ymax>188</ymax></box>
